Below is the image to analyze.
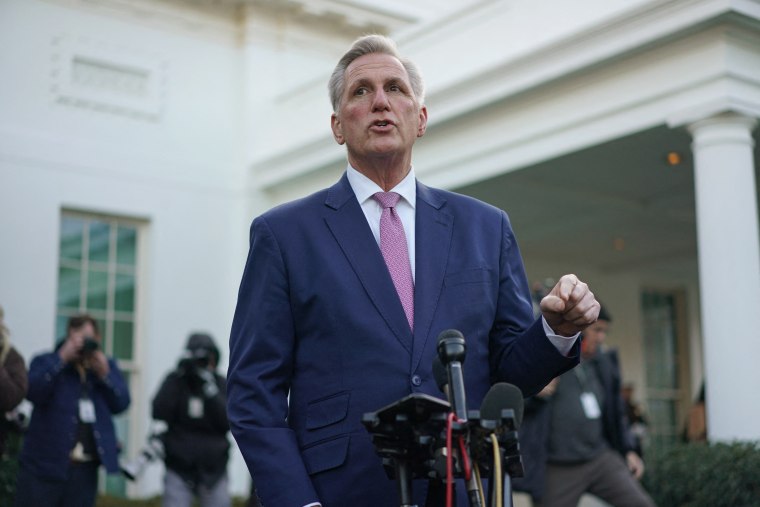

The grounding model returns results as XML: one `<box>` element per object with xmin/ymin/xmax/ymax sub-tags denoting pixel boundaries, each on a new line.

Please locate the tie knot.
<box><xmin>373</xmin><ymin>191</ymin><xmax>401</xmax><ymax>209</ymax></box>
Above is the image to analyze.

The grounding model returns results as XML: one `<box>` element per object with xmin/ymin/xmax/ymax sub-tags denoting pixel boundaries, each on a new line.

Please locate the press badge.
<box><xmin>79</xmin><ymin>398</ymin><xmax>96</xmax><ymax>423</ymax></box>
<box><xmin>188</xmin><ymin>396</ymin><xmax>204</xmax><ymax>418</ymax></box>
<box><xmin>580</xmin><ymin>392</ymin><xmax>601</xmax><ymax>419</ymax></box>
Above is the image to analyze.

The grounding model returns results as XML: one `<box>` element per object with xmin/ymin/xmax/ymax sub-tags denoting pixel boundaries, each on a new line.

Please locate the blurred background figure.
<box><xmin>514</xmin><ymin>302</ymin><xmax>655</xmax><ymax>507</ymax></box>
<box><xmin>151</xmin><ymin>333</ymin><xmax>231</xmax><ymax>507</ymax></box>
<box><xmin>0</xmin><ymin>305</ymin><xmax>28</xmax><ymax>507</ymax></box>
<box><xmin>682</xmin><ymin>382</ymin><xmax>707</xmax><ymax>443</ymax></box>
<box><xmin>621</xmin><ymin>383</ymin><xmax>649</xmax><ymax>457</ymax></box>
<box><xmin>14</xmin><ymin>314</ymin><xmax>130</xmax><ymax>507</ymax></box>
<box><xmin>0</xmin><ymin>305</ymin><xmax>28</xmax><ymax>454</ymax></box>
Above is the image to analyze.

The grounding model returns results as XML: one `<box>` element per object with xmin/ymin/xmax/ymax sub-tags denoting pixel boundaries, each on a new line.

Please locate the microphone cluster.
<box><xmin>362</xmin><ymin>330</ymin><xmax>525</xmax><ymax>507</ymax></box>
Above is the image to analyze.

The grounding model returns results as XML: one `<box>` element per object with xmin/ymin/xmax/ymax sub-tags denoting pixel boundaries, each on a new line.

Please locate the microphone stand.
<box><xmin>395</xmin><ymin>457</ymin><xmax>414</xmax><ymax>507</ymax></box>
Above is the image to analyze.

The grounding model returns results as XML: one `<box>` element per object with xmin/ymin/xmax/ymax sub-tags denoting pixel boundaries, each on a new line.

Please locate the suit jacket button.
<box><xmin>411</xmin><ymin>375</ymin><xmax>422</xmax><ymax>387</ymax></box>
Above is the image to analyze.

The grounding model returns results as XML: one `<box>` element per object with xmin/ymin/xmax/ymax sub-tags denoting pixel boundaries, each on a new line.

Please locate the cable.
<box><xmin>446</xmin><ymin>411</ymin><xmax>456</xmax><ymax>507</ymax></box>
<box><xmin>474</xmin><ymin>462</ymin><xmax>486</xmax><ymax>507</ymax></box>
<box><xmin>490</xmin><ymin>433</ymin><xmax>502</xmax><ymax>507</ymax></box>
<box><xmin>458</xmin><ymin>434</ymin><xmax>472</xmax><ymax>480</ymax></box>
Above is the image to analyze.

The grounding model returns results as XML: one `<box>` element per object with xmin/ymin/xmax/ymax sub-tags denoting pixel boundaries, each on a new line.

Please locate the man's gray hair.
<box><xmin>328</xmin><ymin>34</ymin><xmax>425</xmax><ymax>112</ymax></box>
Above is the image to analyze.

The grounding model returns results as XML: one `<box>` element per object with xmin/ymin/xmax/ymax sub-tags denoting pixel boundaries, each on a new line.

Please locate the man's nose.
<box><xmin>372</xmin><ymin>89</ymin><xmax>390</xmax><ymax>110</ymax></box>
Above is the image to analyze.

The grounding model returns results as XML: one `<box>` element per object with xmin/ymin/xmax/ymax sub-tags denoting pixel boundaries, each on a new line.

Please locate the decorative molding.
<box><xmin>242</xmin><ymin>0</ymin><xmax>417</xmax><ymax>36</ymax></box>
<box><xmin>50</xmin><ymin>34</ymin><xmax>168</xmax><ymax>121</ymax></box>
<box><xmin>40</xmin><ymin>0</ymin><xmax>239</xmax><ymax>42</ymax></box>
<box><xmin>252</xmin><ymin>0</ymin><xmax>760</xmax><ymax>191</ymax></box>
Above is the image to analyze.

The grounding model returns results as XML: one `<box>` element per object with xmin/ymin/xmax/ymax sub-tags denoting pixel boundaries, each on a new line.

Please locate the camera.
<box><xmin>82</xmin><ymin>336</ymin><xmax>99</xmax><ymax>355</ymax></box>
<box><xmin>178</xmin><ymin>348</ymin><xmax>211</xmax><ymax>373</ymax></box>
<box><xmin>121</xmin><ymin>421</ymin><xmax>167</xmax><ymax>481</ymax></box>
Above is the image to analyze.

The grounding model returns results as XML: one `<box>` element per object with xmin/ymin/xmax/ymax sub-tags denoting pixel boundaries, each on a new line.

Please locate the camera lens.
<box><xmin>82</xmin><ymin>337</ymin><xmax>99</xmax><ymax>354</ymax></box>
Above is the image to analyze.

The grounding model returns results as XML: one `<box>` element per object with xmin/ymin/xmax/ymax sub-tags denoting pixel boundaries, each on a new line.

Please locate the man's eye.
<box><xmin>354</xmin><ymin>87</ymin><xmax>367</xmax><ymax>96</ymax></box>
<box><xmin>389</xmin><ymin>84</ymin><xmax>401</xmax><ymax>92</ymax></box>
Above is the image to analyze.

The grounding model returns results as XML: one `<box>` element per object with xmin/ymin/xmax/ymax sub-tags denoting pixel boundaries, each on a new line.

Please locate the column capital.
<box><xmin>687</xmin><ymin>112</ymin><xmax>758</xmax><ymax>148</ymax></box>
<box><xmin>667</xmin><ymin>100</ymin><xmax>760</xmax><ymax>130</ymax></box>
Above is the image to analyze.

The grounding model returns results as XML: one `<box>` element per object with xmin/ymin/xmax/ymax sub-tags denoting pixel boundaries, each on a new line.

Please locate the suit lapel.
<box><xmin>323</xmin><ymin>174</ymin><xmax>414</xmax><ymax>353</ymax></box>
<box><xmin>412</xmin><ymin>182</ymin><xmax>453</xmax><ymax>371</ymax></box>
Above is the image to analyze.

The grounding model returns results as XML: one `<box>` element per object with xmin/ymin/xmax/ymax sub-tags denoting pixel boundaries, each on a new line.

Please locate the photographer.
<box><xmin>14</xmin><ymin>314</ymin><xmax>130</xmax><ymax>507</ymax></box>
<box><xmin>152</xmin><ymin>333</ymin><xmax>230</xmax><ymax>507</ymax></box>
<box><xmin>0</xmin><ymin>305</ymin><xmax>28</xmax><ymax>454</ymax></box>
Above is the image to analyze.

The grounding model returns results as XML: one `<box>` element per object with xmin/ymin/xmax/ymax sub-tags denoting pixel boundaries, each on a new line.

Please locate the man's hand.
<box><xmin>536</xmin><ymin>377</ymin><xmax>559</xmax><ymax>398</ymax></box>
<box><xmin>196</xmin><ymin>368</ymin><xmax>219</xmax><ymax>398</ymax></box>
<box><xmin>626</xmin><ymin>451</ymin><xmax>645</xmax><ymax>480</ymax></box>
<box><xmin>89</xmin><ymin>350</ymin><xmax>110</xmax><ymax>379</ymax></box>
<box><xmin>540</xmin><ymin>274</ymin><xmax>600</xmax><ymax>337</ymax></box>
<box><xmin>58</xmin><ymin>334</ymin><xmax>84</xmax><ymax>363</ymax></box>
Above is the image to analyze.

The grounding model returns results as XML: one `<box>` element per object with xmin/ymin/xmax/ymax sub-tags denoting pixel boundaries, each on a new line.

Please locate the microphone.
<box><xmin>480</xmin><ymin>383</ymin><xmax>524</xmax><ymax>430</ymax></box>
<box><xmin>479</xmin><ymin>383</ymin><xmax>524</xmax><ymax>507</ymax></box>
<box><xmin>437</xmin><ymin>329</ymin><xmax>468</xmax><ymax>422</ymax></box>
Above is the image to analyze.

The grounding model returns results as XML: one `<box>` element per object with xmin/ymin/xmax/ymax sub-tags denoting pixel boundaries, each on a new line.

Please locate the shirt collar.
<box><xmin>346</xmin><ymin>165</ymin><xmax>417</xmax><ymax>208</ymax></box>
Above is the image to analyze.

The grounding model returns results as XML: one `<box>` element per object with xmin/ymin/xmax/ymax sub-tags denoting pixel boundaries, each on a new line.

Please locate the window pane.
<box><xmin>113</xmin><ymin>320</ymin><xmax>133</xmax><ymax>360</ymax></box>
<box><xmin>86</xmin><ymin>270</ymin><xmax>108</xmax><ymax>311</ymax></box>
<box><xmin>56</xmin><ymin>314</ymin><xmax>69</xmax><ymax>344</ymax></box>
<box><xmin>97</xmin><ymin>317</ymin><xmax>109</xmax><ymax>353</ymax></box>
<box><xmin>57</xmin><ymin>266</ymin><xmax>81</xmax><ymax>309</ymax></box>
<box><xmin>60</xmin><ymin>216</ymin><xmax>84</xmax><ymax>261</ymax></box>
<box><xmin>114</xmin><ymin>274</ymin><xmax>135</xmax><ymax>312</ymax></box>
<box><xmin>88</xmin><ymin>220</ymin><xmax>111</xmax><ymax>264</ymax></box>
<box><xmin>116</xmin><ymin>226</ymin><xmax>137</xmax><ymax>267</ymax></box>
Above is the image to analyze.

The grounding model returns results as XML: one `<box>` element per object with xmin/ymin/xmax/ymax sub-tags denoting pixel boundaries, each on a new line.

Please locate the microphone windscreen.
<box><xmin>432</xmin><ymin>355</ymin><xmax>448</xmax><ymax>393</ymax></box>
<box><xmin>437</xmin><ymin>329</ymin><xmax>464</xmax><ymax>343</ymax></box>
<box><xmin>480</xmin><ymin>383</ymin><xmax>524</xmax><ymax>429</ymax></box>
<box><xmin>437</xmin><ymin>329</ymin><xmax>466</xmax><ymax>364</ymax></box>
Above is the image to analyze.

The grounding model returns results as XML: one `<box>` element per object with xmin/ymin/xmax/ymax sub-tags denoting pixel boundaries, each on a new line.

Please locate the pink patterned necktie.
<box><xmin>373</xmin><ymin>191</ymin><xmax>414</xmax><ymax>331</ymax></box>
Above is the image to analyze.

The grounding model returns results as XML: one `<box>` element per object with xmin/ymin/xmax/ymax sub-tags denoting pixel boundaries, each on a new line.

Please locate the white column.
<box><xmin>688</xmin><ymin>112</ymin><xmax>760</xmax><ymax>441</ymax></box>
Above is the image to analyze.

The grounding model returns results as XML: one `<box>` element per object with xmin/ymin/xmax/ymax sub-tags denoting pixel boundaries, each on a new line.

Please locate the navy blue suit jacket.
<box><xmin>228</xmin><ymin>174</ymin><xmax>579</xmax><ymax>507</ymax></box>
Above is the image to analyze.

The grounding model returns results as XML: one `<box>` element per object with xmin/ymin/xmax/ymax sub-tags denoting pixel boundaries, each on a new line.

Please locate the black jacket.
<box><xmin>513</xmin><ymin>348</ymin><xmax>637</xmax><ymax>501</ymax></box>
<box><xmin>152</xmin><ymin>367</ymin><xmax>230</xmax><ymax>488</ymax></box>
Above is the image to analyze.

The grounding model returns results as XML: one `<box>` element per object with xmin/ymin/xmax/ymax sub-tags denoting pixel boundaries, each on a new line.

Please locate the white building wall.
<box><xmin>0</xmin><ymin>0</ymin><xmax>250</xmax><ymax>497</ymax></box>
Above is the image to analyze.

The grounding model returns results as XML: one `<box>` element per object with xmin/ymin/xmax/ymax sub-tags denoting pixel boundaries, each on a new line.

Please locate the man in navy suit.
<box><xmin>227</xmin><ymin>35</ymin><xmax>600</xmax><ymax>507</ymax></box>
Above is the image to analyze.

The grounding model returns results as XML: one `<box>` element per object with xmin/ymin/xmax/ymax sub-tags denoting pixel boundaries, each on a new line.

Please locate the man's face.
<box><xmin>69</xmin><ymin>322</ymin><xmax>97</xmax><ymax>342</ymax></box>
<box><xmin>330</xmin><ymin>53</ymin><xmax>427</xmax><ymax>168</ymax></box>
<box><xmin>581</xmin><ymin>319</ymin><xmax>609</xmax><ymax>358</ymax></box>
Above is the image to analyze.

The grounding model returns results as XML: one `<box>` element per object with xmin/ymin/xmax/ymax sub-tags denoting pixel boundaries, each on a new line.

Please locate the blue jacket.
<box><xmin>19</xmin><ymin>350</ymin><xmax>130</xmax><ymax>479</ymax></box>
<box><xmin>228</xmin><ymin>175</ymin><xmax>580</xmax><ymax>507</ymax></box>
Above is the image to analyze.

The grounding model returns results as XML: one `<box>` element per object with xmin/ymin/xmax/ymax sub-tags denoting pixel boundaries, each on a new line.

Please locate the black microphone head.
<box><xmin>437</xmin><ymin>329</ymin><xmax>465</xmax><ymax>365</ymax></box>
<box><xmin>480</xmin><ymin>383</ymin><xmax>524</xmax><ymax>429</ymax></box>
<box><xmin>432</xmin><ymin>355</ymin><xmax>448</xmax><ymax>393</ymax></box>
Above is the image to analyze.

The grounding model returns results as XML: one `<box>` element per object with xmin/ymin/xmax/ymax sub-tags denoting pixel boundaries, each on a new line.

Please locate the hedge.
<box><xmin>643</xmin><ymin>441</ymin><xmax>760</xmax><ymax>507</ymax></box>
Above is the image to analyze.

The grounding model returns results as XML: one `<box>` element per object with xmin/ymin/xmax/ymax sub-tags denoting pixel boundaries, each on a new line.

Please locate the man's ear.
<box><xmin>331</xmin><ymin>113</ymin><xmax>345</xmax><ymax>145</ymax></box>
<box><xmin>417</xmin><ymin>105</ymin><xmax>428</xmax><ymax>137</ymax></box>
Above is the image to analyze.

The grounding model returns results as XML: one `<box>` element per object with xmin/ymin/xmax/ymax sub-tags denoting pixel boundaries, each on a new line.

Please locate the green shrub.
<box><xmin>95</xmin><ymin>495</ymin><xmax>249</xmax><ymax>506</ymax></box>
<box><xmin>95</xmin><ymin>496</ymin><xmax>162</xmax><ymax>507</ymax></box>
<box><xmin>0</xmin><ymin>432</ymin><xmax>23</xmax><ymax>507</ymax></box>
<box><xmin>643</xmin><ymin>441</ymin><xmax>760</xmax><ymax>507</ymax></box>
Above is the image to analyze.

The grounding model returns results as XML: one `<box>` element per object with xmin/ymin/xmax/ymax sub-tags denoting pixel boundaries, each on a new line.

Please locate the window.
<box><xmin>57</xmin><ymin>211</ymin><xmax>141</xmax><ymax>497</ymax></box>
<box><xmin>641</xmin><ymin>290</ymin><xmax>690</xmax><ymax>451</ymax></box>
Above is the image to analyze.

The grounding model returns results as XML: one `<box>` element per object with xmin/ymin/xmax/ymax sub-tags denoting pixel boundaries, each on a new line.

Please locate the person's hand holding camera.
<box><xmin>58</xmin><ymin>332</ymin><xmax>85</xmax><ymax>364</ymax></box>
<box><xmin>195</xmin><ymin>367</ymin><xmax>219</xmax><ymax>398</ymax></box>
<box><xmin>88</xmin><ymin>349</ymin><xmax>110</xmax><ymax>379</ymax></box>
<box><xmin>179</xmin><ymin>350</ymin><xmax>219</xmax><ymax>398</ymax></box>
